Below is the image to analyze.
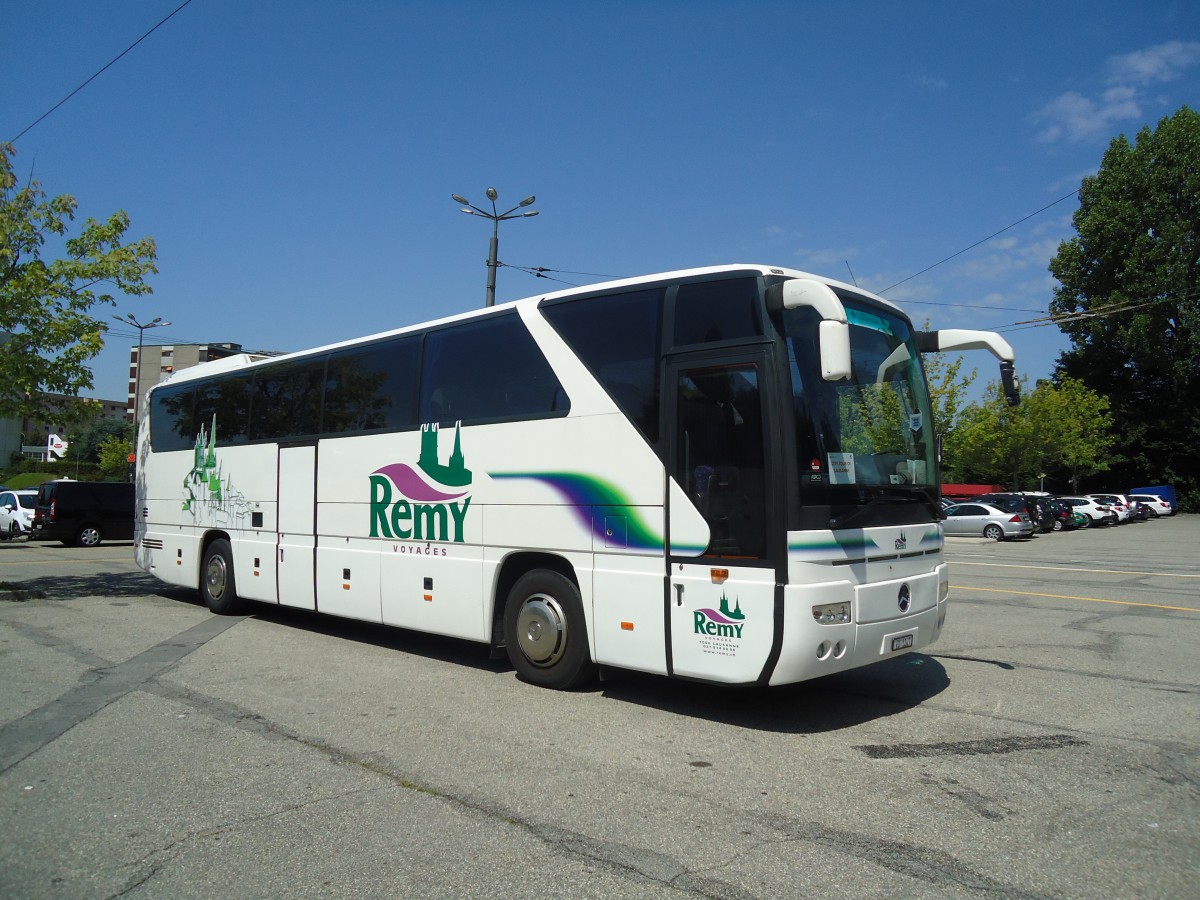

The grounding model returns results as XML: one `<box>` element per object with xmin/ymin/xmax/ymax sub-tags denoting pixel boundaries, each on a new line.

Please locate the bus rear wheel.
<box><xmin>503</xmin><ymin>570</ymin><xmax>595</xmax><ymax>690</ymax></box>
<box><xmin>201</xmin><ymin>538</ymin><xmax>246</xmax><ymax>615</ymax></box>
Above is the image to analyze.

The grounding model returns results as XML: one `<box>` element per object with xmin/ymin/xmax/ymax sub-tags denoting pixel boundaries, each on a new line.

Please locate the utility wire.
<box><xmin>8</xmin><ymin>0</ymin><xmax>196</xmax><ymax>145</ymax></box>
<box><xmin>878</xmin><ymin>188</ymin><xmax>1081</xmax><ymax>294</ymax></box>
<box><xmin>500</xmin><ymin>263</ymin><xmax>628</xmax><ymax>289</ymax></box>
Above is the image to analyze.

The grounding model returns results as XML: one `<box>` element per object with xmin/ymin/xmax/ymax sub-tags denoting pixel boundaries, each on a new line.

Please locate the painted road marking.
<box><xmin>956</xmin><ymin>584</ymin><xmax>1199</xmax><ymax>613</ymax></box>
<box><xmin>952</xmin><ymin>560</ymin><xmax>1200</xmax><ymax>579</ymax></box>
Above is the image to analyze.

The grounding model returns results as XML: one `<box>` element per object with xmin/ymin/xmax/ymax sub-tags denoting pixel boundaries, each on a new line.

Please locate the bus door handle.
<box><xmin>674</xmin><ymin>583</ymin><xmax>685</xmax><ymax>607</ymax></box>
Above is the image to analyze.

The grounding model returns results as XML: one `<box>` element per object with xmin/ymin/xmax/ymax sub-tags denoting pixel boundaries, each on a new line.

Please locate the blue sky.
<box><xmin>5</xmin><ymin>1</ymin><xmax>1199</xmax><ymax>403</ymax></box>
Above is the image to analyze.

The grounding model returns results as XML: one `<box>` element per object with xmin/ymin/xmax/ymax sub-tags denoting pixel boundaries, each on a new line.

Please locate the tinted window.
<box><xmin>542</xmin><ymin>287</ymin><xmax>663</xmax><ymax>441</ymax></box>
<box><xmin>676</xmin><ymin>362</ymin><xmax>767</xmax><ymax>558</ymax></box>
<box><xmin>419</xmin><ymin>313</ymin><xmax>565</xmax><ymax>425</ymax></box>
<box><xmin>324</xmin><ymin>336</ymin><xmax>418</xmax><ymax>434</ymax></box>
<box><xmin>980</xmin><ymin>495</ymin><xmax>1023</xmax><ymax>513</ymax></box>
<box><xmin>193</xmin><ymin>374</ymin><xmax>250</xmax><ymax>445</ymax></box>
<box><xmin>149</xmin><ymin>383</ymin><xmax>195</xmax><ymax>452</ymax></box>
<box><xmin>672</xmin><ymin>277</ymin><xmax>762</xmax><ymax>347</ymax></box>
<box><xmin>249</xmin><ymin>359</ymin><xmax>325</xmax><ymax>441</ymax></box>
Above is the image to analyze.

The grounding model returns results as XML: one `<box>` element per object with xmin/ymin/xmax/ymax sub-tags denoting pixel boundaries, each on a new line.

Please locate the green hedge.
<box><xmin>1</xmin><ymin>463</ymin><xmax>124</xmax><ymax>489</ymax></box>
<box><xmin>3</xmin><ymin>472</ymin><xmax>62</xmax><ymax>489</ymax></box>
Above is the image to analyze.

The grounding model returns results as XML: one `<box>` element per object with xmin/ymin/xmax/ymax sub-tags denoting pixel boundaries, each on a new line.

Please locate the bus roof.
<box><xmin>151</xmin><ymin>264</ymin><xmax>906</xmax><ymax>390</ymax></box>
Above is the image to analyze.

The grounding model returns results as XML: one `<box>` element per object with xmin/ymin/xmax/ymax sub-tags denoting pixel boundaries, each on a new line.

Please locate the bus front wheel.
<box><xmin>503</xmin><ymin>570</ymin><xmax>595</xmax><ymax>690</ymax></box>
<box><xmin>201</xmin><ymin>538</ymin><xmax>246</xmax><ymax>615</ymax></box>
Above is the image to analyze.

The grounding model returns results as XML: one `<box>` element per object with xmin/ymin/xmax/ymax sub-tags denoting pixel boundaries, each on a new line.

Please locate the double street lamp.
<box><xmin>451</xmin><ymin>187</ymin><xmax>538</xmax><ymax>307</ymax></box>
<box><xmin>112</xmin><ymin>313</ymin><xmax>171</xmax><ymax>443</ymax></box>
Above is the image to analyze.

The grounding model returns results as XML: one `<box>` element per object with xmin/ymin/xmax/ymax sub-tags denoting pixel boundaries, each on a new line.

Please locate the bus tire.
<box><xmin>503</xmin><ymin>569</ymin><xmax>595</xmax><ymax>690</ymax></box>
<box><xmin>201</xmin><ymin>538</ymin><xmax>246</xmax><ymax>615</ymax></box>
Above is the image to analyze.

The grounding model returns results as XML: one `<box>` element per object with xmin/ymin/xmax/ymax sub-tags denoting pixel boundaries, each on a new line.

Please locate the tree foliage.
<box><xmin>922</xmin><ymin>351</ymin><xmax>978</xmax><ymax>482</ymax></box>
<box><xmin>72</xmin><ymin>415</ymin><xmax>134</xmax><ymax>464</ymax></box>
<box><xmin>1</xmin><ymin>143</ymin><xmax>158</xmax><ymax>422</ymax></box>
<box><xmin>944</xmin><ymin>377</ymin><xmax>1115</xmax><ymax>491</ymax></box>
<box><xmin>1048</xmin><ymin>105</ymin><xmax>1200</xmax><ymax>503</ymax></box>
<box><xmin>1036</xmin><ymin>377</ymin><xmax>1115</xmax><ymax>492</ymax></box>
<box><xmin>96</xmin><ymin>434</ymin><xmax>133</xmax><ymax>479</ymax></box>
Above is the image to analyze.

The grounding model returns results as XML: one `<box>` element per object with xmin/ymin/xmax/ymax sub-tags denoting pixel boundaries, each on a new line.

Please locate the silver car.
<box><xmin>942</xmin><ymin>502</ymin><xmax>1035</xmax><ymax>541</ymax></box>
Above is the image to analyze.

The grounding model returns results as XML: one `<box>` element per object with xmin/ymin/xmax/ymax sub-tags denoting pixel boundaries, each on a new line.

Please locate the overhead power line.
<box><xmin>8</xmin><ymin>0</ymin><xmax>196</xmax><ymax>145</ymax></box>
<box><xmin>500</xmin><ymin>263</ymin><xmax>627</xmax><ymax>289</ymax></box>
<box><xmin>995</xmin><ymin>290</ymin><xmax>1195</xmax><ymax>333</ymax></box>
<box><xmin>879</xmin><ymin>189</ymin><xmax>1082</xmax><ymax>295</ymax></box>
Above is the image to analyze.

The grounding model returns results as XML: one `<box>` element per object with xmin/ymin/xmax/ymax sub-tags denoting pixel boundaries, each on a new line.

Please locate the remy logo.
<box><xmin>369</xmin><ymin>422</ymin><xmax>472</xmax><ymax>543</ymax></box>
<box><xmin>693</xmin><ymin>592</ymin><xmax>746</xmax><ymax>638</ymax></box>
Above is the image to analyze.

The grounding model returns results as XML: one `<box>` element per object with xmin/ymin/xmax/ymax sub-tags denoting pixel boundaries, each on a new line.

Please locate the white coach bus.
<box><xmin>135</xmin><ymin>264</ymin><xmax>1017</xmax><ymax>689</ymax></box>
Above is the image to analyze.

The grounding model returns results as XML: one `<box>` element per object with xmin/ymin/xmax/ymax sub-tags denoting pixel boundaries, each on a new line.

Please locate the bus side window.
<box><xmin>193</xmin><ymin>375</ymin><xmax>250</xmax><ymax>444</ymax></box>
<box><xmin>541</xmin><ymin>287</ymin><xmax>663</xmax><ymax>441</ymax></box>
<box><xmin>324</xmin><ymin>336</ymin><xmax>418</xmax><ymax>435</ymax></box>
<box><xmin>419</xmin><ymin>313</ymin><xmax>564</xmax><ymax>426</ymax></box>
<box><xmin>671</xmin><ymin>277</ymin><xmax>762</xmax><ymax>347</ymax></box>
<box><xmin>249</xmin><ymin>359</ymin><xmax>324</xmax><ymax>441</ymax></box>
<box><xmin>149</xmin><ymin>383</ymin><xmax>195</xmax><ymax>452</ymax></box>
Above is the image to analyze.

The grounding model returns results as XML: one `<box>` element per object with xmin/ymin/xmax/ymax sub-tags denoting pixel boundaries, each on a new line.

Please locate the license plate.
<box><xmin>891</xmin><ymin>634</ymin><xmax>914</xmax><ymax>652</ymax></box>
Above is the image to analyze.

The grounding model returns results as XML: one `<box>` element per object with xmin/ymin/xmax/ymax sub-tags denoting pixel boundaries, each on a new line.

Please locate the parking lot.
<box><xmin>2</xmin><ymin>518</ymin><xmax>1198</xmax><ymax>898</ymax></box>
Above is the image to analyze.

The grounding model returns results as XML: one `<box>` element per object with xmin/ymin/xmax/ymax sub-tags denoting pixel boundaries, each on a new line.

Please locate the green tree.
<box><xmin>1048</xmin><ymin>106</ymin><xmax>1200</xmax><ymax>504</ymax></box>
<box><xmin>96</xmin><ymin>434</ymin><xmax>133</xmax><ymax>479</ymax></box>
<box><xmin>923</xmin><ymin>351</ymin><xmax>978</xmax><ymax>482</ymax></box>
<box><xmin>951</xmin><ymin>382</ymin><xmax>1035</xmax><ymax>488</ymax></box>
<box><xmin>1</xmin><ymin>143</ymin><xmax>158</xmax><ymax>422</ymax></box>
<box><xmin>71</xmin><ymin>414</ymin><xmax>134</xmax><ymax>464</ymax></box>
<box><xmin>947</xmin><ymin>377</ymin><xmax>1115</xmax><ymax>490</ymax></box>
<box><xmin>1037</xmin><ymin>377</ymin><xmax>1116</xmax><ymax>492</ymax></box>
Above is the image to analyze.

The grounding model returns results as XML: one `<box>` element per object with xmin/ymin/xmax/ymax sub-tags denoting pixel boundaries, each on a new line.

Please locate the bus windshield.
<box><xmin>783</xmin><ymin>296</ymin><xmax>938</xmax><ymax>524</ymax></box>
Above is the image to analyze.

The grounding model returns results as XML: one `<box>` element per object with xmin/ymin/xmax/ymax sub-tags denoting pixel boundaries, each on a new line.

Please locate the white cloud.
<box><xmin>1032</xmin><ymin>40</ymin><xmax>1200</xmax><ymax>144</ymax></box>
<box><xmin>1032</xmin><ymin>87</ymin><xmax>1141</xmax><ymax>143</ymax></box>
<box><xmin>792</xmin><ymin>246</ymin><xmax>860</xmax><ymax>268</ymax></box>
<box><xmin>915</xmin><ymin>74</ymin><xmax>948</xmax><ymax>90</ymax></box>
<box><xmin>1107</xmin><ymin>40</ymin><xmax>1200</xmax><ymax>86</ymax></box>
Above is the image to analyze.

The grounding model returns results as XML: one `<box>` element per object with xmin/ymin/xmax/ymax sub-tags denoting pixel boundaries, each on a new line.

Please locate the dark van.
<box><xmin>975</xmin><ymin>492</ymin><xmax>1050</xmax><ymax>532</ymax></box>
<box><xmin>31</xmin><ymin>480</ymin><xmax>135</xmax><ymax>547</ymax></box>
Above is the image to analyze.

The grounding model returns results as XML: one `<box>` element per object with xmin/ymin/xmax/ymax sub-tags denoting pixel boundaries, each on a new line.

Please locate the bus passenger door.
<box><xmin>666</xmin><ymin>353</ymin><xmax>781</xmax><ymax>684</ymax></box>
<box><xmin>277</xmin><ymin>444</ymin><xmax>317</xmax><ymax>610</ymax></box>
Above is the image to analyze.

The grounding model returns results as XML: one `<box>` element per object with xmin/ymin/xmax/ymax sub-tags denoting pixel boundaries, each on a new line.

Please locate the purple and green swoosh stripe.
<box><xmin>489</xmin><ymin>472</ymin><xmax>664</xmax><ymax>552</ymax></box>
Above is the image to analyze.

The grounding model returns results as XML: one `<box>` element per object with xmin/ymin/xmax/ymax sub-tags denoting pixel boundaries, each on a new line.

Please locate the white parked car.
<box><xmin>1127</xmin><ymin>494</ymin><xmax>1174</xmax><ymax>517</ymax></box>
<box><xmin>0</xmin><ymin>489</ymin><xmax>37</xmax><ymax>540</ymax></box>
<box><xmin>1058</xmin><ymin>496</ymin><xmax>1118</xmax><ymax>527</ymax></box>
<box><xmin>1087</xmin><ymin>493</ymin><xmax>1135</xmax><ymax>523</ymax></box>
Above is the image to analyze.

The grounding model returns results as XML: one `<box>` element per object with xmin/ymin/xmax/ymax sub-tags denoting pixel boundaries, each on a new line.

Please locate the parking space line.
<box><xmin>952</xmin><ymin>560</ymin><xmax>1200</xmax><ymax>579</ymax></box>
<box><xmin>0</xmin><ymin>555</ymin><xmax>134</xmax><ymax>566</ymax></box>
<box><xmin>0</xmin><ymin>614</ymin><xmax>247</xmax><ymax>775</ymax></box>
<box><xmin>957</xmin><ymin>584</ymin><xmax>1200</xmax><ymax>613</ymax></box>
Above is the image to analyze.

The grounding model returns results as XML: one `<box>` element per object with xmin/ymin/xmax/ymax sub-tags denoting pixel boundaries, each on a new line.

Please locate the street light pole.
<box><xmin>112</xmin><ymin>313</ymin><xmax>171</xmax><ymax>450</ymax></box>
<box><xmin>451</xmin><ymin>187</ymin><xmax>539</xmax><ymax>307</ymax></box>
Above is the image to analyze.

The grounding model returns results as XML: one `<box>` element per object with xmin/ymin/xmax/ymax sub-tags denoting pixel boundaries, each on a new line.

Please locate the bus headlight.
<box><xmin>812</xmin><ymin>602</ymin><xmax>851</xmax><ymax>625</ymax></box>
<box><xmin>939</xmin><ymin>578</ymin><xmax>950</xmax><ymax>602</ymax></box>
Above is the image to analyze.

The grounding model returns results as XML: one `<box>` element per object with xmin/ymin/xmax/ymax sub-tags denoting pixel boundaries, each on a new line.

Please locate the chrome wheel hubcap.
<box><xmin>515</xmin><ymin>593</ymin><xmax>567</xmax><ymax>668</ymax></box>
<box><xmin>206</xmin><ymin>554</ymin><xmax>228</xmax><ymax>601</ymax></box>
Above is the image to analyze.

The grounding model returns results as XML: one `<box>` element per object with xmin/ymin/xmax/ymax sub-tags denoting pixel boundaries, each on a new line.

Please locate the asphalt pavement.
<box><xmin>1</xmin><ymin>519</ymin><xmax>1197</xmax><ymax>898</ymax></box>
